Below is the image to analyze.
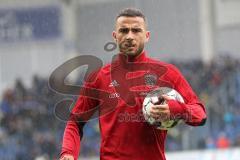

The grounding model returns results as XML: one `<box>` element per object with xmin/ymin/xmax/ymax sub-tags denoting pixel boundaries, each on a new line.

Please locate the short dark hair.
<box><xmin>116</xmin><ymin>8</ymin><xmax>146</xmax><ymax>21</ymax></box>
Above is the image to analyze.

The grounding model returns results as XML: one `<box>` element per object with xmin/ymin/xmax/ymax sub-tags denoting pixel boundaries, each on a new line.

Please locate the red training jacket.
<box><xmin>60</xmin><ymin>51</ymin><xmax>207</xmax><ymax>160</ymax></box>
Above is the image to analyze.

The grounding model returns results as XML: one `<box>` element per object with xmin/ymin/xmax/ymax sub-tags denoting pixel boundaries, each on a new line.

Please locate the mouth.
<box><xmin>124</xmin><ymin>43</ymin><xmax>136</xmax><ymax>48</ymax></box>
<box><xmin>119</xmin><ymin>41</ymin><xmax>137</xmax><ymax>53</ymax></box>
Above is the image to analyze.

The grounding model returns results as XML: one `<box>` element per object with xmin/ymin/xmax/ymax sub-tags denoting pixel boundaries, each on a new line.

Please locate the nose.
<box><xmin>126</xmin><ymin>31</ymin><xmax>134</xmax><ymax>40</ymax></box>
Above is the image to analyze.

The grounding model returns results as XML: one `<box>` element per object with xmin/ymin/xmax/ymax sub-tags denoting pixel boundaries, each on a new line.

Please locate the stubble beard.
<box><xmin>119</xmin><ymin>42</ymin><xmax>144</xmax><ymax>57</ymax></box>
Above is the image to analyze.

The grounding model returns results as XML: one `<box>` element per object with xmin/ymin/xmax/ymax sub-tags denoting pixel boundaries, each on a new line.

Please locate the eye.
<box><xmin>119</xmin><ymin>28</ymin><xmax>129</xmax><ymax>34</ymax></box>
<box><xmin>131</xmin><ymin>28</ymin><xmax>142</xmax><ymax>33</ymax></box>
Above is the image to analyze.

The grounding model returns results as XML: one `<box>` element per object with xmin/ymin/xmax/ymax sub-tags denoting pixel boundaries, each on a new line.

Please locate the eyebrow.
<box><xmin>118</xmin><ymin>25</ymin><xmax>143</xmax><ymax>29</ymax></box>
<box><xmin>118</xmin><ymin>27</ymin><xmax>142</xmax><ymax>30</ymax></box>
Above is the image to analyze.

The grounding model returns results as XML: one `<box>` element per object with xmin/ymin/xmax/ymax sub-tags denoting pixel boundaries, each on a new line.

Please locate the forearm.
<box><xmin>168</xmin><ymin>100</ymin><xmax>207</xmax><ymax>126</ymax></box>
<box><xmin>61</xmin><ymin>121</ymin><xmax>81</xmax><ymax>160</ymax></box>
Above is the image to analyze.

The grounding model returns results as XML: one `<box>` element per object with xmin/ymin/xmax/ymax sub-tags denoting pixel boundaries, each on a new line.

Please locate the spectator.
<box><xmin>216</xmin><ymin>133</ymin><xmax>231</xmax><ymax>149</ymax></box>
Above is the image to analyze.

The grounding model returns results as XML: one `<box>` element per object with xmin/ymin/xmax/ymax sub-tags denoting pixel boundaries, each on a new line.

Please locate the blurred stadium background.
<box><xmin>0</xmin><ymin>0</ymin><xmax>240</xmax><ymax>159</ymax></box>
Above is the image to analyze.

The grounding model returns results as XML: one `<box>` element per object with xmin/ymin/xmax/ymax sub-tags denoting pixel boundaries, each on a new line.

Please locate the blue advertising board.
<box><xmin>0</xmin><ymin>6</ymin><xmax>61</xmax><ymax>42</ymax></box>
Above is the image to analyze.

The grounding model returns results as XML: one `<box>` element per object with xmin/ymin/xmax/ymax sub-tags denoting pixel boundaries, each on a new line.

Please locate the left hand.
<box><xmin>149</xmin><ymin>95</ymin><xmax>172</xmax><ymax>122</ymax></box>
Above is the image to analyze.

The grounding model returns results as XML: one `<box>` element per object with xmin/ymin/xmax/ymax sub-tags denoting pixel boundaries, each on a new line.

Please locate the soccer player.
<box><xmin>60</xmin><ymin>8</ymin><xmax>207</xmax><ymax>160</ymax></box>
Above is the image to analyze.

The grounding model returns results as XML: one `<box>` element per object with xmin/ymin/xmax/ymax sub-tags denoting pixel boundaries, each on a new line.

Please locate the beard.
<box><xmin>119</xmin><ymin>41</ymin><xmax>144</xmax><ymax>57</ymax></box>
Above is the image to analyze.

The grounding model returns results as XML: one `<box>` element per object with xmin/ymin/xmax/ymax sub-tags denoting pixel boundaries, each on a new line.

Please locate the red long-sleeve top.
<box><xmin>60</xmin><ymin>51</ymin><xmax>207</xmax><ymax>160</ymax></box>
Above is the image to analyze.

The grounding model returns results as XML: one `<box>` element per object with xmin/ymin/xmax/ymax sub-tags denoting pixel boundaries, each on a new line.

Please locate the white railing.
<box><xmin>78</xmin><ymin>147</ymin><xmax>240</xmax><ymax>160</ymax></box>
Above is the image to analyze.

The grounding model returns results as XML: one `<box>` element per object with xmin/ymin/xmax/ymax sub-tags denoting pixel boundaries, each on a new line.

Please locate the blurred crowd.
<box><xmin>0</xmin><ymin>76</ymin><xmax>64</xmax><ymax>159</ymax></box>
<box><xmin>167</xmin><ymin>55</ymin><xmax>240</xmax><ymax>151</ymax></box>
<box><xmin>1</xmin><ymin>55</ymin><xmax>240</xmax><ymax>159</ymax></box>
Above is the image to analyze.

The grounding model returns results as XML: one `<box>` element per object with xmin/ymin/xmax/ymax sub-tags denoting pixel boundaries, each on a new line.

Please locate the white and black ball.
<box><xmin>142</xmin><ymin>87</ymin><xmax>184</xmax><ymax>130</ymax></box>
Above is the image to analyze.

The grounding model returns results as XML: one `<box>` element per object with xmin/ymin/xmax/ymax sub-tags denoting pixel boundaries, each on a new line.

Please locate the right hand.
<box><xmin>60</xmin><ymin>154</ymin><xmax>74</xmax><ymax>160</ymax></box>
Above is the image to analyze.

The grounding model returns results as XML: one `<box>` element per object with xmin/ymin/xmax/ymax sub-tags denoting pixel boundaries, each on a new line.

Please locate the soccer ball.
<box><xmin>142</xmin><ymin>87</ymin><xmax>184</xmax><ymax>130</ymax></box>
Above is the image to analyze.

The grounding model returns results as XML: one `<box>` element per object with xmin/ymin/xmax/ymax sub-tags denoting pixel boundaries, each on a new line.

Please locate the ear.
<box><xmin>112</xmin><ymin>31</ymin><xmax>117</xmax><ymax>42</ymax></box>
<box><xmin>145</xmin><ymin>31</ymin><xmax>150</xmax><ymax>42</ymax></box>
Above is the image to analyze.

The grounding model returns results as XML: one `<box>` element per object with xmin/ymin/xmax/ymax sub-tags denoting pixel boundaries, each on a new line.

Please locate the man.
<box><xmin>60</xmin><ymin>8</ymin><xmax>207</xmax><ymax>160</ymax></box>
